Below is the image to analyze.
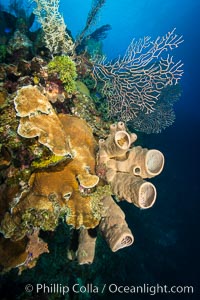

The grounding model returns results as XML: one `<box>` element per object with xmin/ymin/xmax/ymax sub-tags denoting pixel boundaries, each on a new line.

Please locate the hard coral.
<box><xmin>14</xmin><ymin>85</ymin><xmax>73</xmax><ymax>156</ymax></box>
<box><xmin>0</xmin><ymin>230</ymin><xmax>48</xmax><ymax>274</ymax></box>
<box><xmin>26</xmin><ymin>114</ymin><xmax>100</xmax><ymax>229</ymax></box>
<box><xmin>0</xmin><ymin>114</ymin><xmax>100</xmax><ymax>245</ymax></box>
<box><xmin>14</xmin><ymin>85</ymin><xmax>52</xmax><ymax>117</ymax></box>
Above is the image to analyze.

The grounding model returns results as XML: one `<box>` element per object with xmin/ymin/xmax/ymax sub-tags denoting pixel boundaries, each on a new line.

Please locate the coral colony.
<box><xmin>0</xmin><ymin>0</ymin><xmax>183</xmax><ymax>272</ymax></box>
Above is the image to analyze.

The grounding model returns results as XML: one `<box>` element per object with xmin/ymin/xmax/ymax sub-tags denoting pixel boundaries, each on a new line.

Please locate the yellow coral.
<box><xmin>31</xmin><ymin>154</ymin><xmax>69</xmax><ymax>169</ymax></box>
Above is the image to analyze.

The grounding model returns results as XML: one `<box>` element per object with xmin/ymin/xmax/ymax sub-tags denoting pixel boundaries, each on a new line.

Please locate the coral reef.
<box><xmin>0</xmin><ymin>0</ymin><xmax>178</xmax><ymax>277</ymax></box>
<box><xmin>0</xmin><ymin>112</ymin><xmax>100</xmax><ymax>238</ymax></box>
<box><xmin>0</xmin><ymin>114</ymin><xmax>164</xmax><ymax>271</ymax></box>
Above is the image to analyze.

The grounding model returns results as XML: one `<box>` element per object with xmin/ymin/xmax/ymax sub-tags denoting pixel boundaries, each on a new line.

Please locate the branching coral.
<box><xmin>75</xmin><ymin>0</ymin><xmax>107</xmax><ymax>50</ymax></box>
<box><xmin>129</xmin><ymin>85</ymin><xmax>182</xmax><ymax>134</ymax></box>
<box><xmin>32</xmin><ymin>0</ymin><xmax>74</xmax><ymax>55</ymax></box>
<box><xmin>47</xmin><ymin>55</ymin><xmax>77</xmax><ymax>94</ymax></box>
<box><xmin>92</xmin><ymin>29</ymin><xmax>183</xmax><ymax>121</ymax></box>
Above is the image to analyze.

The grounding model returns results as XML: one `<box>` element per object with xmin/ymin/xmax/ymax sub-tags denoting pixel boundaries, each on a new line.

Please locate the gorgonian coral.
<box><xmin>129</xmin><ymin>85</ymin><xmax>182</xmax><ymax>134</ymax></box>
<box><xmin>92</xmin><ymin>28</ymin><xmax>183</xmax><ymax>121</ymax></box>
<box><xmin>32</xmin><ymin>0</ymin><xmax>74</xmax><ymax>55</ymax></box>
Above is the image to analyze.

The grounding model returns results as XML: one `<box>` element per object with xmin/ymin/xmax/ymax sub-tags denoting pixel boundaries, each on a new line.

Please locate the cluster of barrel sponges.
<box><xmin>79</xmin><ymin>122</ymin><xmax>165</xmax><ymax>264</ymax></box>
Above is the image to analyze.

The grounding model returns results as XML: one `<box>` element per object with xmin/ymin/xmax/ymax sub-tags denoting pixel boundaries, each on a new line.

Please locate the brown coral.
<box><xmin>14</xmin><ymin>85</ymin><xmax>52</xmax><ymax>117</ymax></box>
<box><xmin>17</xmin><ymin>113</ymin><xmax>72</xmax><ymax>157</ymax></box>
<box><xmin>0</xmin><ymin>95</ymin><xmax>165</xmax><ymax>270</ymax></box>
<box><xmin>14</xmin><ymin>85</ymin><xmax>73</xmax><ymax>156</ymax></box>
<box><xmin>1</xmin><ymin>114</ymin><xmax>100</xmax><ymax>240</ymax></box>
<box><xmin>0</xmin><ymin>236</ymin><xmax>28</xmax><ymax>273</ymax></box>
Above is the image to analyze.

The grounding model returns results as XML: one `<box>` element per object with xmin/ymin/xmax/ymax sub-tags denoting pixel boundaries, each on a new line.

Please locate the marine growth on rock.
<box><xmin>0</xmin><ymin>1</ymin><xmax>170</xmax><ymax>273</ymax></box>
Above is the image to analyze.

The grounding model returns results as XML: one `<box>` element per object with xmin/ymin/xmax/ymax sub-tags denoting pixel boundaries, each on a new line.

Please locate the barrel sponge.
<box><xmin>96</xmin><ymin>121</ymin><xmax>165</xmax><ymax>209</ymax></box>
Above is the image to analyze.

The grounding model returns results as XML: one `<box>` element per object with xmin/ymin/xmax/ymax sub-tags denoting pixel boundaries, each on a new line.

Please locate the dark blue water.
<box><xmin>0</xmin><ymin>0</ymin><xmax>199</xmax><ymax>299</ymax></box>
<box><xmin>63</xmin><ymin>0</ymin><xmax>200</xmax><ymax>298</ymax></box>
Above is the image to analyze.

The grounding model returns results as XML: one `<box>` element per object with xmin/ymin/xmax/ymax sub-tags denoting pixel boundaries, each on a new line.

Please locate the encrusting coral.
<box><xmin>0</xmin><ymin>113</ymin><xmax>101</xmax><ymax>240</ymax></box>
<box><xmin>14</xmin><ymin>85</ymin><xmax>73</xmax><ymax>157</ymax></box>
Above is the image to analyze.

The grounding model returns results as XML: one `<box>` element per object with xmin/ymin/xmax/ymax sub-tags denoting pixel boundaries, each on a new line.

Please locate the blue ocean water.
<box><xmin>60</xmin><ymin>0</ymin><xmax>200</xmax><ymax>298</ymax></box>
<box><xmin>0</xmin><ymin>0</ymin><xmax>199</xmax><ymax>299</ymax></box>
